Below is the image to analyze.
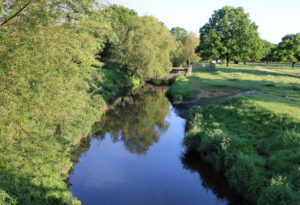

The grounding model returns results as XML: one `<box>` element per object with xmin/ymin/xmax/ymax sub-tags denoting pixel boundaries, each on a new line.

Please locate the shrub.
<box><xmin>258</xmin><ymin>177</ymin><xmax>296</xmax><ymax>205</ymax></box>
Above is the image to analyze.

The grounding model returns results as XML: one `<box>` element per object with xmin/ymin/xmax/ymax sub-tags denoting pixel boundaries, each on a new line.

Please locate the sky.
<box><xmin>107</xmin><ymin>0</ymin><xmax>300</xmax><ymax>44</ymax></box>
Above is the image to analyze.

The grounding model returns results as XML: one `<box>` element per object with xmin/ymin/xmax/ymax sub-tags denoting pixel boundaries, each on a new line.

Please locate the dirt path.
<box><xmin>254</xmin><ymin>66</ymin><xmax>300</xmax><ymax>78</ymax></box>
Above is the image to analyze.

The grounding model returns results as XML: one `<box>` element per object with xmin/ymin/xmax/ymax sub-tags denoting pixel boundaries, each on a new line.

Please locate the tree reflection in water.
<box><xmin>181</xmin><ymin>150</ymin><xmax>249</xmax><ymax>205</ymax></box>
<box><xmin>92</xmin><ymin>90</ymin><xmax>170</xmax><ymax>155</ymax></box>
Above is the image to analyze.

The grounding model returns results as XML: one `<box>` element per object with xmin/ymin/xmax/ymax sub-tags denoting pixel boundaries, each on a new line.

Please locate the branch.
<box><xmin>0</xmin><ymin>1</ymin><xmax>31</xmax><ymax>27</ymax></box>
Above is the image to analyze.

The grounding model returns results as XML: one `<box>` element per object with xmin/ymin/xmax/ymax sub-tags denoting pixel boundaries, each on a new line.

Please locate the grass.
<box><xmin>167</xmin><ymin>63</ymin><xmax>300</xmax><ymax>119</ymax></box>
<box><xmin>249</xmin><ymin>62</ymin><xmax>300</xmax><ymax>76</ymax></box>
<box><xmin>168</xmin><ymin>63</ymin><xmax>300</xmax><ymax>204</ymax></box>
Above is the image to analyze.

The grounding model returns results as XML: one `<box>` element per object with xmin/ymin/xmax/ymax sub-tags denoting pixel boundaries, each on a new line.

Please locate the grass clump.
<box><xmin>166</xmin><ymin>75</ymin><xmax>200</xmax><ymax>102</ymax></box>
<box><xmin>185</xmin><ymin>97</ymin><xmax>300</xmax><ymax>204</ymax></box>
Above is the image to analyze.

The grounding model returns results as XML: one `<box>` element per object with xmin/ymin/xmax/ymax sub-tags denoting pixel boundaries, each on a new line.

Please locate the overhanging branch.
<box><xmin>0</xmin><ymin>1</ymin><xmax>31</xmax><ymax>27</ymax></box>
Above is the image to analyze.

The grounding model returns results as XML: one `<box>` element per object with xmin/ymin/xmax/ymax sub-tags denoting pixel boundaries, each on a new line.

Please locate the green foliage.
<box><xmin>272</xmin><ymin>33</ymin><xmax>300</xmax><ymax>67</ymax></box>
<box><xmin>113</xmin><ymin>15</ymin><xmax>176</xmax><ymax>79</ymax></box>
<box><xmin>171</xmin><ymin>31</ymin><xmax>199</xmax><ymax>66</ymax></box>
<box><xmin>103</xmin><ymin>4</ymin><xmax>137</xmax><ymax>30</ymax></box>
<box><xmin>166</xmin><ymin>75</ymin><xmax>198</xmax><ymax>102</ymax></box>
<box><xmin>182</xmin><ymin>32</ymin><xmax>200</xmax><ymax>65</ymax></box>
<box><xmin>100</xmin><ymin>5</ymin><xmax>137</xmax><ymax>60</ymax></box>
<box><xmin>102</xmin><ymin>5</ymin><xmax>176</xmax><ymax>80</ymax></box>
<box><xmin>0</xmin><ymin>1</ymin><xmax>178</xmax><ymax>203</ymax></box>
<box><xmin>261</xmin><ymin>40</ymin><xmax>276</xmax><ymax>62</ymax></box>
<box><xmin>199</xmin><ymin>6</ymin><xmax>261</xmax><ymax>66</ymax></box>
<box><xmin>0</xmin><ymin>0</ymin><xmax>97</xmax><ymax>28</ymax></box>
<box><xmin>227</xmin><ymin>154</ymin><xmax>266</xmax><ymax>200</ymax></box>
<box><xmin>170</xmin><ymin>27</ymin><xmax>188</xmax><ymax>44</ymax></box>
<box><xmin>169</xmin><ymin>63</ymin><xmax>300</xmax><ymax>203</ymax></box>
<box><xmin>0</xmin><ymin>2</ymin><xmax>110</xmax><ymax>204</ymax></box>
<box><xmin>185</xmin><ymin>97</ymin><xmax>300</xmax><ymax>203</ymax></box>
<box><xmin>258</xmin><ymin>176</ymin><xmax>297</xmax><ymax>205</ymax></box>
<box><xmin>88</xmin><ymin>63</ymin><xmax>131</xmax><ymax>101</ymax></box>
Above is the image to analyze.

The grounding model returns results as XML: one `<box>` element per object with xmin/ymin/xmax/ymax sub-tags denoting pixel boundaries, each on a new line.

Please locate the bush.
<box><xmin>258</xmin><ymin>177</ymin><xmax>296</xmax><ymax>205</ymax></box>
<box><xmin>227</xmin><ymin>154</ymin><xmax>267</xmax><ymax>200</ymax></box>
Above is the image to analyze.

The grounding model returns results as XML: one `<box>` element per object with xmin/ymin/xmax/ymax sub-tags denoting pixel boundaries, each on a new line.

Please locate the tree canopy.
<box><xmin>272</xmin><ymin>33</ymin><xmax>300</xmax><ymax>67</ymax></box>
<box><xmin>260</xmin><ymin>40</ymin><xmax>276</xmax><ymax>62</ymax></box>
<box><xmin>198</xmin><ymin>6</ymin><xmax>261</xmax><ymax>66</ymax></box>
<box><xmin>111</xmin><ymin>15</ymin><xmax>176</xmax><ymax>79</ymax></box>
<box><xmin>182</xmin><ymin>32</ymin><xmax>200</xmax><ymax>65</ymax></box>
<box><xmin>170</xmin><ymin>27</ymin><xmax>188</xmax><ymax>44</ymax></box>
<box><xmin>170</xmin><ymin>29</ymin><xmax>199</xmax><ymax>67</ymax></box>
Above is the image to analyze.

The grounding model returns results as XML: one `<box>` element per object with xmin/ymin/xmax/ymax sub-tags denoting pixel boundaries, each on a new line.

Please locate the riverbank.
<box><xmin>167</xmin><ymin>63</ymin><xmax>300</xmax><ymax>204</ymax></box>
<box><xmin>69</xmin><ymin>86</ymin><xmax>246</xmax><ymax>205</ymax></box>
<box><xmin>0</xmin><ymin>62</ymin><xmax>134</xmax><ymax>205</ymax></box>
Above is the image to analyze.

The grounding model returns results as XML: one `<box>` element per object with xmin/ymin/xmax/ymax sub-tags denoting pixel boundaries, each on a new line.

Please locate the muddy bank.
<box><xmin>172</xmin><ymin>89</ymin><xmax>258</xmax><ymax>118</ymax></box>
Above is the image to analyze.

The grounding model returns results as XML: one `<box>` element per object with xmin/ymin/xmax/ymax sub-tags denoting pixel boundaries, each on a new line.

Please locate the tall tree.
<box><xmin>101</xmin><ymin>5</ymin><xmax>138</xmax><ymax>60</ymax></box>
<box><xmin>198</xmin><ymin>6</ymin><xmax>261</xmax><ymax>66</ymax></box>
<box><xmin>182</xmin><ymin>32</ymin><xmax>200</xmax><ymax>65</ymax></box>
<box><xmin>260</xmin><ymin>40</ymin><xmax>276</xmax><ymax>62</ymax></box>
<box><xmin>170</xmin><ymin>29</ymin><xmax>199</xmax><ymax>67</ymax></box>
<box><xmin>170</xmin><ymin>27</ymin><xmax>188</xmax><ymax>44</ymax></box>
<box><xmin>0</xmin><ymin>0</ymin><xmax>97</xmax><ymax>28</ymax></box>
<box><xmin>273</xmin><ymin>33</ymin><xmax>300</xmax><ymax>67</ymax></box>
<box><xmin>114</xmin><ymin>15</ymin><xmax>176</xmax><ymax>79</ymax></box>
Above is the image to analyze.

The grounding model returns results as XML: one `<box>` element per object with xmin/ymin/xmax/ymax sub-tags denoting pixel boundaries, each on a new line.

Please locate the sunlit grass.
<box><xmin>249</xmin><ymin>62</ymin><xmax>300</xmax><ymax>75</ymax></box>
<box><xmin>172</xmin><ymin>63</ymin><xmax>300</xmax><ymax>204</ymax></box>
<box><xmin>168</xmin><ymin>63</ymin><xmax>300</xmax><ymax>120</ymax></box>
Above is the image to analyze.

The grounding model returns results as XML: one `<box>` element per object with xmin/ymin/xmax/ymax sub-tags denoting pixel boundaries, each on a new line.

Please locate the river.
<box><xmin>68</xmin><ymin>86</ymin><xmax>244</xmax><ymax>205</ymax></box>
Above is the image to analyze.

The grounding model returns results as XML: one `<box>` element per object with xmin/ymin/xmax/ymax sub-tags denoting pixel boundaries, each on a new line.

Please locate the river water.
<box><xmin>69</xmin><ymin>87</ymin><xmax>243</xmax><ymax>205</ymax></box>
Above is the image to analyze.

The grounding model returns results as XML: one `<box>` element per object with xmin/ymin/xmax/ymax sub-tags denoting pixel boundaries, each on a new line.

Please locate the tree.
<box><xmin>170</xmin><ymin>29</ymin><xmax>199</xmax><ymax>67</ymax></box>
<box><xmin>272</xmin><ymin>33</ymin><xmax>300</xmax><ymax>67</ymax></box>
<box><xmin>0</xmin><ymin>1</ymin><xmax>110</xmax><ymax>203</ymax></box>
<box><xmin>182</xmin><ymin>32</ymin><xmax>200</xmax><ymax>65</ymax></box>
<box><xmin>198</xmin><ymin>6</ymin><xmax>261</xmax><ymax>66</ymax></box>
<box><xmin>170</xmin><ymin>27</ymin><xmax>188</xmax><ymax>44</ymax></box>
<box><xmin>100</xmin><ymin>5</ymin><xmax>137</xmax><ymax>60</ymax></box>
<box><xmin>260</xmin><ymin>40</ymin><xmax>275</xmax><ymax>63</ymax></box>
<box><xmin>113</xmin><ymin>15</ymin><xmax>176</xmax><ymax>79</ymax></box>
<box><xmin>0</xmin><ymin>0</ymin><xmax>97</xmax><ymax>27</ymax></box>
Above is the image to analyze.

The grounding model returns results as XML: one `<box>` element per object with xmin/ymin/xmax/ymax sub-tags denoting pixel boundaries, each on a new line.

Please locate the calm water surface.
<box><xmin>69</xmin><ymin>88</ymin><xmax>243</xmax><ymax>205</ymax></box>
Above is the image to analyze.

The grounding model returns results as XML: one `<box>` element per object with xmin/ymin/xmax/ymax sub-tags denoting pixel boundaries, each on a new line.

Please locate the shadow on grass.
<box><xmin>188</xmin><ymin>71</ymin><xmax>300</xmax><ymax>92</ymax></box>
<box><xmin>217</xmin><ymin>67</ymin><xmax>296</xmax><ymax>78</ymax></box>
<box><xmin>0</xmin><ymin>169</ymin><xmax>70</xmax><ymax>205</ymax></box>
<box><xmin>249</xmin><ymin>62</ymin><xmax>300</xmax><ymax>68</ymax></box>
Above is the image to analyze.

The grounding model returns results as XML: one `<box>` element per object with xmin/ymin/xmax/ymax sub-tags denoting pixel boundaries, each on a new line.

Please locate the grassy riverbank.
<box><xmin>0</xmin><ymin>62</ymin><xmax>131</xmax><ymax>204</ymax></box>
<box><xmin>168</xmin><ymin>63</ymin><xmax>300</xmax><ymax>204</ymax></box>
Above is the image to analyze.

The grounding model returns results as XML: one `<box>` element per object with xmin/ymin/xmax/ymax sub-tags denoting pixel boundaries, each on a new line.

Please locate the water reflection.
<box><xmin>69</xmin><ymin>86</ymin><xmax>244</xmax><ymax>205</ymax></box>
<box><xmin>92</xmin><ymin>90</ymin><xmax>170</xmax><ymax>155</ymax></box>
<box><xmin>181</xmin><ymin>150</ymin><xmax>248</xmax><ymax>205</ymax></box>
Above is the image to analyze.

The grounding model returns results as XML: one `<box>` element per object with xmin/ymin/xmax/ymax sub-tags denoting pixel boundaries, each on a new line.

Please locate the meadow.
<box><xmin>249</xmin><ymin>62</ymin><xmax>300</xmax><ymax>76</ymax></box>
<box><xmin>167</xmin><ymin>63</ymin><xmax>300</xmax><ymax>204</ymax></box>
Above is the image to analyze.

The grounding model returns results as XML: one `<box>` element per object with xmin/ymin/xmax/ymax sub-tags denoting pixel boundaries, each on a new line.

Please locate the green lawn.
<box><xmin>168</xmin><ymin>63</ymin><xmax>300</xmax><ymax>204</ymax></box>
<box><xmin>168</xmin><ymin>63</ymin><xmax>300</xmax><ymax>119</ymax></box>
<box><xmin>249</xmin><ymin>62</ymin><xmax>300</xmax><ymax>76</ymax></box>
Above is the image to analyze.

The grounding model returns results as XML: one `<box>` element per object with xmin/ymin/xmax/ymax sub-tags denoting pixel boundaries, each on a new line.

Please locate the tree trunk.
<box><xmin>292</xmin><ymin>62</ymin><xmax>295</xmax><ymax>68</ymax></box>
<box><xmin>244</xmin><ymin>62</ymin><xmax>246</xmax><ymax>65</ymax></box>
<box><xmin>234</xmin><ymin>60</ymin><xmax>239</xmax><ymax>64</ymax></box>
<box><xmin>226</xmin><ymin>53</ymin><xmax>229</xmax><ymax>67</ymax></box>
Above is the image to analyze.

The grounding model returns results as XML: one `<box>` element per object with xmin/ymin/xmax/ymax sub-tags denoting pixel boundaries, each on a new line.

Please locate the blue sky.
<box><xmin>108</xmin><ymin>0</ymin><xmax>300</xmax><ymax>44</ymax></box>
